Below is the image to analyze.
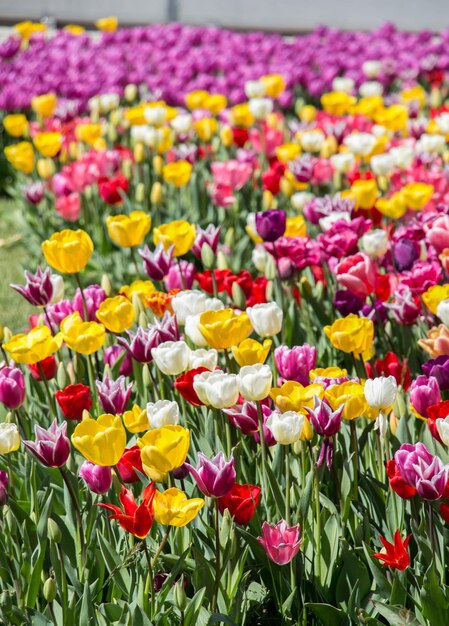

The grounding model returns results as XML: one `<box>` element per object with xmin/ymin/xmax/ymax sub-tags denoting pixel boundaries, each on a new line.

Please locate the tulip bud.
<box><xmin>135</xmin><ymin>183</ymin><xmax>145</xmax><ymax>203</ymax></box>
<box><xmin>224</xmin><ymin>228</ymin><xmax>234</xmax><ymax>249</ymax></box>
<box><xmin>73</xmin><ymin>353</ymin><xmax>85</xmax><ymax>379</ymax></box>
<box><xmin>110</xmin><ymin>110</ymin><xmax>122</xmax><ymax>127</ymax></box>
<box><xmin>101</xmin><ymin>274</ymin><xmax>112</xmax><ymax>296</ymax></box>
<box><xmin>43</xmin><ymin>578</ymin><xmax>57</xmax><ymax>603</ymax></box>
<box><xmin>220</xmin><ymin>508</ymin><xmax>233</xmax><ymax>547</ymax></box>
<box><xmin>47</xmin><ymin>518</ymin><xmax>62</xmax><ymax>543</ymax></box>
<box><xmin>173</xmin><ymin>578</ymin><xmax>187</xmax><ymax>611</ymax></box>
<box><xmin>133</xmin><ymin>142</ymin><xmax>144</xmax><ymax>163</ymax></box>
<box><xmin>139</xmin><ymin>311</ymin><xmax>149</xmax><ymax>328</ymax></box>
<box><xmin>142</xmin><ymin>364</ymin><xmax>152</xmax><ymax>387</ymax></box>
<box><xmin>431</xmin><ymin>87</ymin><xmax>442</xmax><ymax>109</ymax></box>
<box><xmin>68</xmin><ymin>141</ymin><xmax>78</xmax><ymax>159</ymax></box>
<box><xmin>320</xmin><ymin>135</ymin><xmax>337</xmax><ymax>158</ymax></box>
<box><xmin>84</xmin><ymin>184</ymin><xmax>92</xmax><ymax>200</ymax></box>
<box><xmin>263</xmin><ymin>190</ymin><xmax>274</xmax><ymax>209</ymax></box>
<box><xmin>125</xmin><ymin>84</ymin><xmax>137</xmax><ymax>102</ymax></box>
<box><xmin>153</xmin><ymin>155</ymin><xmax>163</xmax><ymax>176</ymax></box>
<box><xmin>2</xmin><ymin>327</ymin><xmax>12</xmax><ymax>343</ymax></box>
<box><xmin>0</xmin><ymin>324</ymin><xmax>3</xmax><ymax>343</ymax></box>
<box><xmin>280</xmin><ymin>176</ymin><xmax>293</xmax><ymax>197</ymax></box>
<box><xmin>217</xmin><ymin>250</ymin><xmax>228</xmax><ymax>270</ymax></box>
<box><xmin>122</xmin><ymin>159</ymin><xmax>132</xmax><ymax>179</ymax></box>
<box><xmin>56</xmin><ymin>362</ymin><xmax>67</xmax><ymax>389</ymax></box>
<box><xmin>220</xmin><ymin>125</ymin><xmax>233</xmax><ymax>147</ymax></box>
<box><xmin>151</xmin><ymin>181</ymin><xmax>163</xmax><ymax>205</ymax></box>
<box><xmin>132</xmin><ymin>293</ymin><xmax>143</xmax><ymax>316</ymax></box>
<box><xmin>231</xmin><ymin>282</ymin><xmax>246</xmax><ymax>310</ymax></box>
<box><xmin>106</xmin><ymin>124</ymin><xmax>116</xmax><ymax>143</ymax></box>
<box><xmin>299</xmin><ymin>277</ymin><xmax>312</xmax><ymax>299</ymax></box>
<box><xmin>264</xmin><ymin>256</ymin><xmax>277</xmax><ymax>281</ymax></box>
<box><xmin>200</xmin><ymin>242</ymin><xmax>215</xmax><ymax>269</ymax></box>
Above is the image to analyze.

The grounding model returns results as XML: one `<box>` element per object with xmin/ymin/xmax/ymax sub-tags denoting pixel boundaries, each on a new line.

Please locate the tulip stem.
<box><xmin>130</xmin><ymin>247</ymin><xmax>141</xmax><ymax>278</ymax></box>
<box><xmin>143</xmin><ymin>539</ymin><xmax>155</xmax><ymax>616</ymax></box>
<box><xmin>285</xmin><ymin>446</ymin><xmax>291</xmax><ymax>525</ymax></box>
<box><xmin>314</xmin><ymin>462</ymin><xmax>322</xmax><ymax>583</ymax></box>
<box><xmin>74</xmin><ymin>273</ymin><xmax>89</xmax><ymax>321</ymax></box>
<box><xmin>43</xmin><ymin>306</ymin><xmax>56</xmax><ymax>336</ymax></box>
<box><xmin>37</xmin><ymin>362</ymin><xmax>57</xmax><ymax>418</ymax></box>
<box><xmin>350</xmin><ymin>420</ymin><xmax>359</xmax><ymax>500</ymax></box>
<box><xmin>212</xmin><ymin>498</ymin><xmax>220</xmax><ymax>613</ymax></box>
<box><xmin>428</xmin><ymin>503</ymin><xmax>440</xmax><ymax>562</ymax></box>
<box><xmin>151</xmin><ymin>527</ymin><xmax>171</xmax><ymax>569</ymax></box>
<box><xmin>257</xmin><ymin>401</ymin><xmax>269</xmax><ymax>509</ymax></box>
<box><xmin>59</xmin><ymin>467</ymin><xmax>86</xmax><ymax>577</ymax></box>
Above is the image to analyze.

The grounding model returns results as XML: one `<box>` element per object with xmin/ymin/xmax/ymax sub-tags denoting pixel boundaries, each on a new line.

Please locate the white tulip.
<box><xmin>319</xmin><ymin>212</ymin><xmax>350</xmax><ymax>232</ymax></box>
<box><xmin>300</xmin><ymin>130</ymin><xmax>325</xmax><ymax>153</ymax></box>
<box><xmin>144</xmin><ymin>106</ymin><xmax>166</xmax><ymax>126</ymax></box>
<box><xmin>291</xmin><ymin>191</ymin><xmax>314</xmax><ymax>211</ymax></box>
<box><xmin>343</xmin><ymin>132</ymin><xmax>376</xmax><ymax>157</ymax></box>
<box><xmin>172</xmin><ymin>290</ymin><xmax>223</xmax><ymax>325</ymax></box>
<box><xmin>238</xmin><ymin>364</ymin><xmax>273</xmax><ymax>401</ymax></box>
<box><xmin>389</xmin><ymin>145</ymin><xmax>414</xmax><ymax>169</ymax></box>
<box><xmin>362</xmin><ymin>60</ymin><xmax>382</xmax><ymax>78</ymax></box>
<box><xmin>171</xmin><ymin>113</ymin><xmax>193</xmax><ymax>134</ymax></box>
<box><xmin>435</xmin><ymin>113</ymin><xmax>449</xmax><ymax>135</ymax></box>
<box><xmin>189</xmin><ymin>348</ymin><xmax>218</xmax><ymax>371</ymax></box>
<box><xmin>0</xmin><ymin>422</ymin><xmax>20</xmax><ymax>454</ymax></box>
<box><xmin>416</xmin><ymin>133</ymin><xmax>446</xmax><ymax>155</ymax></box>
<box><xmin>266</xmin><ymin>411</ymin><xmax>305</xmax><ymax>445</ymax></box>
<box><xmin>359</xmin><ymin>81</ymin><xmax>383</xmax><ymax>97</ymax></box>
<box><xmin>332</xmin><ymin>77</ymin><xmax>355</xmax><ymax>94</ymax></box>
<box><xmin>245</xmin><ymin>80</ymin><xmax>266</xmax><ymax>99</ymax></box>
<box><xmin>247</xmin><ymin>302</ymin><xmax>283</xmax><ymax>337</ymax></box>
<box><xmin>184</xmin><ymin>314</ymin><xmax>208</xmax><ymax>347</ymax></box>
<box><xmin>146</xmin><ymin>400</ymin><xmax>179</xmax><ymax>428</ymax></box>
<box><xmin>193</xmin><ymin>371</ymin><xmax>239</xmax><ymax>409</ymax></box>
<box><xmin>437</xmin><ymin>416</ymin><xmax>449</xmax><ymax>446</ymax></box>
<box><xmin>370</xmin><ymin>153</ymin><xmax>395</xmax><ymax>177</ymax></box>
<box><xmin>330</xmin><ymin>152</ymin><xmax>355</xmax><ymax>173</ymax></box>
<box><xmin>364</xmin><ymin>376</ymin><xmax>398</xmax><ymax>410</ymax></box>
<box><xmin>437</xmin><ymin>299</ymin><xmax>449</xmax><ymax>326</ymax></box>
<box><xmin>361</xmin><ymin>229</ymin><xmax>389</xmax><ymax>258</ymax></box>
<box><xmin>252</xmin><ymin>245</ymin><xmax>270</xmax><ymax>273</ymax></box>
<box><xmin>151</xmin><ymin>341</ymin><xmax>191</xmax><ymax>376</ymax></box>
<box><xmin>50</xmin><ymin>275</ymin><xmax>65</xmax><ymax>304</ymax></box>
<box><xmin>248</xmin><ymin>97</ymin><xmax>273</xmax><ymax>120</ymax></box>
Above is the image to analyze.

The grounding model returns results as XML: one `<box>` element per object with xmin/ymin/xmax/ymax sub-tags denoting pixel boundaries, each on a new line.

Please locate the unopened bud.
<box><xmin>135</xmin><ymin>183</ymin><xmax>145</xmax><ymax>203</ymax></box>
<box><xmin>153</xmin><ymin>155</ymin><xmax>163</xmax><ymax>176</ymax></box>
<box><xmin>37</xmin><ymin>158</ymin><xmax>55</xmax><ymax>179</ymax></box>
<box><xmin>201</xmin><ymin>243</ymin><xmax>215</xmax><ymax>269</ymax></box>
<box><xmin>56</xmin><ymin>362</ymin><xmax>67</xmax><ymax>389</ymax></box>
<box><xmin>109</xmin><ymin>110</ymin><xmax>122</xmax><ymax>127</ymax></box>
<box><xmin>2</xmin><ymin>327</ymin><xmax>12</xmax><ymax>343</ymax></box>
<box><xmin>220</xmin><ymin>125</ymin><xmax>233</xmax><ymax>147</ymax></box>
<box><xmin>220</xmin><ymin>508</ymin><xmax>233</xmax><ymax>548</ymax></box>
<box><xmin>224</xmin><ymin>228</ymin><xmax>234</xmax><ymax>249</ymax></box>
<box><xmin>231</xmin><ymin>282</ymin><xmax>246</xmax><ymax>309</ymax></box>
<box><xmin>264</xmin><ymin>256</ymin><xmax>276</xmax><ymax>281</ymax></box>
<box><xmin>43</xmin><ymin>578</ymin><xmax>57</xmax><ymax>603</ymax></box>
<box><xmin>101</xmin><ymin>274</ymin><xmax>112</xmax><ymax>296</ymax></box>
<box><xmin>107</xmin><ymin>124</ymin><xmax>117</xmax><ymax>143</ymax></box>
<box><xmin>262</xmin><ymin>189</ymin><xmax>274</xmax><ymax>208</ymax></box>
<box><xmin>142</xmin><ymin>364</ymin><xmax>151</xmax><ymax>388</ymax></box>
<box><xmin>134</xmin><ymin>142</ymin><xmax>145</xmax><ymax>163</ymax></box>
<box><xmin>280</xmin><ymin>176</ymin><xmax>293</xmax><ymax>197</ymax></box>
<box><xmin>121</xmin><ymin>159</ymin><xmax>132</xmax><ymax>179</ymax></box>
<box><xmin>151</xmin><ymin>181</ymin><xmax>163</xmax><ymax>205</ymax></box>
<box><xmin>124</xmin><ymin>84</ymin><xmax>137</xmax><ymax>102</ymax></box>
<box><xmin>173</xmin><ymin>577</ymin><xmax>187</xmax><ymax>611</ymax></box>
<box><xmin>139</xmin><ymin>311</ymin><xmax>149</xmax><ymax>328</ymax></box>
<box><xmin>47</xmin><ymin>519</ymin><xmax>62</xmax><ymax>543</ymax></box>
<box><xmin>216</xmin><ymin>250</ymin><xmax>228</xmax><ymax>270</ymax></box>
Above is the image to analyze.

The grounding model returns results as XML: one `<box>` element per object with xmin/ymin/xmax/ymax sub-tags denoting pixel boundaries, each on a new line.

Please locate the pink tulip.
<box><xmin>55</xmin><ymin>193</ymin><xmax>81</xmax><ymax>222</ymax></box>
<box><xmin>335</xmin><ymin>252</ymin><xmax>377</xmax><ymax>299</ymax></box>
<box><xmin>211</xmin><ymin>160</ymin><xmax>252</xmax><ymax>190</ymax></box>
<box><xmin>426</xmin><ymin>215</ymin><xmax>449</xmax><ymax>253</ymax></box>
<box><xmin>258</xmin><ymin>520</ymin><xmax>302</xmax><ymax>565</ymax></box>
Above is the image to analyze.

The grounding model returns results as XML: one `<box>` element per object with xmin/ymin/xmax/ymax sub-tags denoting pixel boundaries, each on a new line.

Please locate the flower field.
<box><xmin>3</xmin><ymin>17</ymin><xmax>449</xmax><ymax>626</ymax></box>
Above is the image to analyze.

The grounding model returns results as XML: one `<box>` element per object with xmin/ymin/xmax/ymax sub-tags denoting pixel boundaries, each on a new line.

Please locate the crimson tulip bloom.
<box><xmin>55</xmin><ymin>384</ymin><xmax>92</xmax><ymax>421</ymax></box>
<box><xmin>218</xmin><ymin>483</ymin><xmax>261</xmax><ymax>525</ymax></box>
<box><xmin>116</xmin><ymin>446</ymin><xmax>144</xmax><ymax>483</ymax></box>
<box><xmin>28</xmin><ymin>355</ymin><xmax>58</xmax><ymax>381</ymax></box>
<box><xmin>98</xmin><ymin>173</ymin><xmax>129</xmax><ymax>205</ymax></box>
<box><xmin>174</xmin><ymin>367</ymin><xmax>208</xmax><ymax>406</ymax></box>
<box><xmin>98</xmin><ymin>484</ymin><xmax>156</xmax><ymax>539</ymax></box>
<box><xmin>373</xmin><ymin>530</ymin><xmax>411</xmax><ymax>570</ymax></box>
<box><xmin>368</xmin><ymin>352</ymin><xmax>411</xmax><ymax>392</ymax></box>
<box><xmin>386</xmin><ymin>459</ymin><xmax>418</xmax><ymax>500</ymax></box>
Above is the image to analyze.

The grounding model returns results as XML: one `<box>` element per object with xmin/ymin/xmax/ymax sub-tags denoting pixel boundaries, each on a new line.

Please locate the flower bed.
<box><xmin>2</xmin><ymin>19</ymin><xmax>449</xmax><ymax>626</ymax></box>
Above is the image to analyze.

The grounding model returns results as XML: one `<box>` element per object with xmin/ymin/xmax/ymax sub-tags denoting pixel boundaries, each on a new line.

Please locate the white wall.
<box><xmin>0</xmin><ymin>0</ymin><xmax>448</xmax><ymax>31</ymax></box>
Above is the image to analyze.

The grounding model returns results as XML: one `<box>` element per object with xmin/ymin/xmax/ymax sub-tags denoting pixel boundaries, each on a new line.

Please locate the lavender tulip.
<box><xmin>223</xmin><ymin>401</ymin><xmax>277</xmax><ymax>446</ymax></box>
<box><xmin>333</xmin><ymin>290</ymin><xmax>364</xmax><ymax>316</ymax></box>
<box><xmin>191</xmin><ymin>225</ymin><xmax>221</xmax><ymax>259</ymax></box>
<box><xmin>104</xmin><ymin>345</ymin><xmax>133</xmax><ymax>377</ymax></box>
<box><xmin>23</xmin><ymin>420</ymin><xmax>70</xmax><ymax>468</ymax></box>
<box><xmin>96</xmin><ymin>375</ymin><xmax>133</xmax><ymax>414</ymax></box>
<box><xmin>392</xmin><ymin>239</ymin><xmax>419</xmax><ymax>272</ymax></box>
<box><xmin>73</xmin><ymin>284</ymin><xmax>106</xmax><ymax>321</ymax></box>
<box><xmin>165</xmin><ymin>261</ymin><xmax>195</xmax><ymax>291</ymax></box>
<box><xmin>139</xmin><ymin>243</ymin><xmax>174</xmax><ymax>281</ymax></box>
<box><xmin>274</xmin><ymin>344</ymin><xmax>317</xmax><ymax>386</ymax></box>
<box><xmin>79</xmin><ymin>461</ymin><xmax>113</xmax><ymax>494</ymax></box>
<box><xmin>0</xmin><ymin>366</ymin><xmax>25</xmax><ymax>410</ymax></box>
<box><xmin>186</xmin><ymin>452</ymin><xmax>236</xmax><ymax>497</ymax></box>
<box><xmin>10</xmin><ymin>267</ymin><xmax>53</xmax><ymax>307</ymax></box>
<box><xmin>118</xmin><ymin>312</ymin><xmax>180</xmax><ymax>363</ymax></box>
<box><xmin>394</xmin><ymin>443</ymin><xmax>449</xmax><ymax>500</ymax></box>
<box><xmin>0</xmin><ymin>470</ymin><xmax>8</xmax><ymax>506</ymax></box>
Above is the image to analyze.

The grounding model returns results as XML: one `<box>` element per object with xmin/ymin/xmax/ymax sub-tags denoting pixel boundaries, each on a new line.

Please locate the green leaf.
<box><xmin>421</xmin><ymin>564</ymin><xmax>449</xmax><ymax>623</ymax></box>
<box><xmin>305</xmin><ymin>603</ymin><xmax>347</xmax><ymax>626</ymax></box>
<box><xmin>96</xmin><ymin>533</ymin><xmax>132</xmax><ymax>596</ymax></box>
<box><xmin>371</xmin><ymin>601</ymin><xmax>420</xmax><ymax>626</ymax></box>
<box><xmin>299</xmin><ymin>470</ymin><xmax>314</xmax><ymax>521</ymax></box>
<box><xmin>184</xmin><ymin>587</ymin><xmax>207</xmax><ymax>626</ymax></box>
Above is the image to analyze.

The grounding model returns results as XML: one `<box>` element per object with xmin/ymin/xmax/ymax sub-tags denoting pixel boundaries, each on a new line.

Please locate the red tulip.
<box><xmin>98</xmin><ymin>173</ymin><xmax>129</xmax><ymax>205</ymax></box>
<box><xmin>55</xmin><ymin>384</ymin><xmax>92</xmax><ymax>421</ymax></box>
<box><xmin>218</xmin><ymin>482</ymin><xmax>261</xmax><ymax>525</ymax></box>
<box><xmin>174</xmin><ymin>367</ymin><xmax>209</xmax><ymax>406</ymax></box>
<box><xmin>386</xmin><ymin>459</ymin><xmax>417</xmax><ymax>499</ymax></box>
<box><xmin>98</xmin><ymin>483</ymin><xmax>156</xmax><ymax>538</ymax></box>
<box><xmin>426</xmin><ymin>401</ymin><xmax>449</xmax><ymax>443</ymax></box>
<box><xmin>28</xmin><ymin>356</ymin><xmax>58</xmax><ymax>381</ymax></box>
<box><xmin>367</xmin><ymin>352</ymin><xmax>411</xmax><ymax>392</ymax></box>
<box><xmin>373</xmin><ymin>530</ymin><xmax>411</xmax><ymax>570</ymax></box>
<box><xmin>116</xmin><ymin>446</ymin><xmax>144</xmax><ymax>483</ymax></box>
<box><xmin>195</xmin><ymin>269</ymin><xmax>232</xmax><ymax>295</ymax></box>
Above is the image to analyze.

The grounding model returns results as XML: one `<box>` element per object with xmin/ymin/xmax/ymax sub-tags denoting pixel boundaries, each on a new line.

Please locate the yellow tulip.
<box><xmin>153</xmin><ymin>219</ymin><xmax>196</xmax><ymax>257</ymax></box>
<box><xmin>155</xmin><ymin>127</ymin><xmax>174</xmax><ymax>154</ymax></box>
<box><xmin>321</xmin><ymin>92</ymin><xmax>356</xmax><ymax>116</ymax></box>
<box><xmin>153</xmin><ymin>488</ymin><xmax>204</xmax><ymax>526</ymax></box>
<box><xmin>37</xmin><ymin>158</ymin><xmax>56</xmax><ymax>179</ymax></box>
<box><xmin>125</xmin><ymin>105</ymin><xmax>147</xmax><ymax>126</ymax></box>
<box><xmin>374</xmin><ymin>105</ymin><xmax>408</xmax><ymax>132</ymax></box>
<box><xmin>42</xmin><ymin>229</ymin><xmax>94</xmax><ymax>274</ymax></box>
<box><xmin>14</xmin><ymin>21</ymin><xmax>47</xmax><ymax>40</ymax></box>
<box><xmin>72</xmin><ymin>414</ymin><xmax>126</xmax><ymax>466</ymax></box>
<box><xmin>309</xmin><ymin>367</ymin><xmax>348</xmax><ymax>381</ymax></box>
<box><xmin>401</xmin><ymin>85</ymin><xmax>426</xmax><ymax>108</ymax></box>
<box><xmin>324</xmin><ymin>315</ymin><xmax>374</xmax><ymax>360</ymax></box>
<box><xmin>299</xmin><ymin>105</ymin><xmax>317</xmax><ymax>123</ymax></box>
<box><xmin>422</xmin><ymin>284</ymin><xmax>449</xmax><ymax>314</ymax></box>
<box><xmin>220</xmin><ymin>126</ymin><xmax>234</xmax><ymax>147</ymax></box>
<box><xmin>162</xmin><ymin>160</ymin><xmax>192</xmax><ymax>187</ymax></box>
<box><xmin>198</xmin><ymin>309</ymin><xmax>253</xmax><ymax>350</ymax></box>
<box><xmin>31</xmin><ymin>93</ymin><xmax>57</xmax><ymax>118</ymax></box>
<box><xmin>3</xmin><ymin>114</ymin><xmax>28</xmax><ymax>138</ymax></box>
<box><xmin>203</xmin><ymin>94</ymin><xmax>227</xmax><ymax>115</ymax></box>
<box><xmin>95</xmin><ymin>16</ymin><xmax>118</xmax><ymax>32</ymax></box>
<box><xmin>325</xmin><ymin>381</ymin><xmax>372</xmax><ymax>420</ymax></box>
<box><xmin>4</xmin><ymin>142</ymin><xmax>34</xmax><ymax>174</ymax></box>
<box><xmin>185</xmin><ymin>90</ymin><xmax>209</xmax><ymax>110</ymax></box>
<box><xmin>63</xmin><ymin>24</ymin><xmax>85</xmax><ymax>35</ymax></box>
<box><xmin>75</xmin><ymin>123</ymin><xmax>102</xmax><ymax>146</ymax></box>
<box><xmin>231</xmin><ymin>338</ymin><xmax>272</xmax><ymax>366</ymax></box>
<box><xmin>276</xmin><ymin>143</ymin><xmax>301</xmax><ymax>163</ymax></box>
<box><xmin>137</xmin><ymin>425</ymin><xmax>190</xmax><ymax>482</ymax></box>
<box><xmin>260</xmin><ymin>74</ymin><xmax>286</xmax><ymax>98</ymax></box>
<box><xmin>285</xmin><ymin>216</ymin><xmax>307</xmax><ymax>238</ymax></box>
<box><xmin>3</xmin><ymin>326</ymin><xmax>62</xmax><ymax>364</ymax></box>
<box><xmin>60</xmin><ymin>312</ymin><xmax>105</xmax><ymax>355</ymax></box>
<box><xmin>123</xmin><ymin>405</ymin><xmax>150</xmax><ymax>433</ymax></box>
<box><xmin>351</xmin><ymin>96</ymin><xmax>384</xmax><ymax>119</ymax></box>
<box><xmin>119</xmin><ymin>280</ymin><xmax>155</xmax><ymax>303</ymax></box>
<box><xmin>229</xmin><ymin>103</ymin><xmax>254</xmax><ymax>128</ymax></box>
<box><xmin>96</xmin><ymin>296</ymin><xmax>135</xmax><ymax>333</ymax></box>
<box><xmin>194</xmin><ymin>118</ymin><xmax>218</xmax><ymax>142</ymax></box>
<box><xmin>401</xmin><ymin>182</ymin><xmax>434</xmax><ymax>210</ymax></box>
<box><xmin>350</xmin><ymin>179</ymin><xmax>379</xmax><ymax>210</ymax></box>
<box><xmin>33</xmin><ymin>132</ymin><xmax>62</xmax><ymax>157</ymax></box>
<box><xmin>375</xmin><ymin>192</ymin><xmax>407</xmax><ymax>219</ymax></box>
<box><xmin>270</xmin><ymin>381</ymin><xmax>324</xmax><ymax>413</ymax></box>
<box><xmin>106</xmin><ymin>211</ymin><xmax>151</xmax><ymax>248</ymax></box>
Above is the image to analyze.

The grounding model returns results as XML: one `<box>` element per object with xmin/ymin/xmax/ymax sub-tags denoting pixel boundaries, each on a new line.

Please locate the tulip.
<box><xmin>153</xmin><ymin>488</ymin><xmax>204</xmax><ymax>526</ymax></box>
<box><xmin>42</xmin><ymin>229</ymin><xmax>94</xmax><ymax>274</ymax></box>
<box><xmin>33</xmin><ymin>132</ymin><xmax>62</xmax><ymax>158</ymax></box>
<box><xmin>104</xmin><ymin>345</ymin><xmax>133</xmax><ymax>377</ymax></box>
<box><xmin>0</xmin><ymin>423</ymin><xmax>20</xmax><ymax>454</ymax></box>
<box><xmin>335</xmin><ymin>253</ymin><xmax>377</xmax><ymax>299</ymax></box>
<box><xmin>24</xmin><ymin>420</ymin><xmax>70</xmax><ymax>468</ymax></box>
<box><xmin>386</xmin><ymin>459</ymin><xmax>417</xmax><ymax>499</ymax></box>
<box><xmin>122</xmin><ymin>405</ymin><xmax>150</xmax><ymax>433</ymax></box>
<box><xmin>394</xmin><ymin>442</ymin><xmax>449</xmax><ymax>500</ymax></box>
<box><xmin>224</xmin><ymin>400</ymin><xmax>277</xmax><ymax>446</ymax></box>
<box><xmin>373</xmin><ymin>531</ymin><xmax>411</xmax><ymax>570</ymax></box>
<box><xmin>96</xmin><ymin>375</ymin><xmax>133</xmax><ymax>415</ymax></box>
<box><xmin>364</xmin><ymin>375</ymin><xmax>398</xmax><ymax>436</ymax></box>
<box><xmin>186</xmin><ymin>452</ymin><xmax>236</xmax><ymax>497</ymax></box>
<box><xmin>231</xmin><ymin>338</ymin><xmax>272</xmax><ymax>367</ymax></box>
<box><xmin>189</xmin><ymin>348</ymin><xmax>218</xmax><ymax>371</ymax></box>
<box><xmin>3</xmin><ymin>326</ymin><xmax>63</xmax><ymax>364</ymax></box>
<box><xmin>73</xmin><ymin>284</ymin><xmax>106</xmax><ymax>321</ymax></box>
<box><xmin>98</xmin><ymin>173</ymin><xmax>129</xmax><ymax>205</ymax></box>
<box><xmin>31</xmin><ymin>93</ymin><xmax>57</xmax><ymax>117</ymax></box>
<box><xmin>4</xmin><ymin>142</ymin><xmax>35</xmax><ymax>174</ymax></box>
<box><xmin>198</xmin><ymin>309</ymin><xmax>252</xmax><ymax>350</ymax></box>
<box><xmin>361</xmin><ymin>230</ymin><xmax>388</xmax><ymax>258</ymax></box>
<box><xmin>137</xmin><ymin>425</ymin><xmax>190</xmax><ymax>481</ymax></box>
<box><xmin>255</xmin><ymin>210</ymin><xmax>286</xmax><ymax>242</ymax></box>
<box><xmin>79</xmin><ymin>461</ymin><xmax>113</xmax><ymax>494</ymax></box>
<box><xmin>274</xmin><ymin>344</ymin><xmax>316</xmax><ymax>385</ymax></box>
<box><xmin>55</xmin><ymin>384</ymin><xmax>92</xmax><ymax>421</ymax></box>
<box><xmin>153</xmin><ymin>220</ymin><xmax>196</xmax><ymax>257</ymax></box>
<box><xmin>218</xmin><ymin>482</ymin><xmax>261</xmax><ymax>525</ymax></box>
<box><xmin>191</xmin><ymin>225</ymin><xmax>221</xmax><ymax>259</ymax></box>
<box><xmin>238</xmin><ymin>364</ymin><xmax>272</xmax><ymax>402</ymax></box>
<box><xmin>146</xmin><ymin>400</ymin><xmax>180</xmax><ymax>428</ymax></box>
<box><xmin>392</xmin><ymin>239</ymin><xmax>419</xmax><ymax>272</ymax></box>
<box><xmin>324</xmin><ymin>315</ymin><xmax>374</xmax><ymax>360</ymax></box>
<box><xmin>60</xmin><ymin>312</ymin><xmax>105</xmax><ymax>355</ymax></box>
<box><xmin>266</xmin><ymin>410</ymin><xmax>311</xmax><ymax>444</ymax></box>
<box><xmin>247</xmin><ymin>302</ymin><xmax>283</xmax><ymax>338</ymax></box>
<box><xmin>171</xmin><ymin>290</ymin><xmax>223</xmax><ymax>326</ymax></box>
<box><xmin>96</xmin><ymin>295</ymin><xmax>135</xmax><ymax>333</ymax></box>
<box><xmin>193</xmin><ymin>371</ymin><xmax>240</xmax><ymax>409</ymax></box>
<box><xmin>151</xmin><ymin>340</ymin><xmax>191</xmax><ymax>376</ymax></box>
<box><xmin>174</xmin><ymin>367</ymin><xmax>209</xmax><ymax>407</ymax></box>
<box><xmin>422</xmin><ymin>356</ymin><xmax>449</xmax><ymax>391</ymax></box>
<box><xmin>139</xmin><ymin>244</ymin><xmax>174</xmax><ymax>281</ymax></box>
<box><xmin>106</xmin><ymin>211</ymin><xmax>151</xmax><ymax>248</ymax></box>
<box><xmin>437</xmin><ymin>300</ymin><xmax>449</xmax><ymax>327</ymax></box>
<box><xmin>116</xmin><ymin>445</ymin><xmax>144</xmax><ymax>483</ymax></box>
<box><xmin>370</xmin><ymin>352</ymin><xmax>411</xmax><ymax>392</ymax></box>
<box><xmin>418</xmin><ymin>325</ymin><xmax>449</xmax><ymax>358</ymax></box>
<box><xmin>98</xmin><ymin>484</ymin><xmax>156</xmax><ymax>539</ymax></box>
<box><xmin>24</xmin><ymin>182</ymin><xmax>45</xmax><ymax>205</ymax></box>
<box><xmin>248</xmin><ymin>97</ymin><xmax>273</xmax><ymax>120</ymax></box>
<box><xmin>410</xmin><ymin>375</ymin><xmax>441</xmax><ymax>419</ymax></box>
<box><xmin>10</xmin><ymin>267</ymin><xmax>54</xmax><ymax>307</ymax></box>
<box><xmin>72</xmin><ymin>414</ymin><xmax>126</xmax><ymax>466</ymax></box>
<box><xmin>28</xmin><ymin>355</ymin><xmax>57</xmax><ymax>381</ymax></box>
<box><xmin>305</xmin><ymin>396</ymin><xmax>343</xmax><ymax>467</ymax></box>
<box><xmin>162</xmin><ymin>161</ymin><xmax>192</xmax><ymax>187</ymax></box>
<box><xmin>3</xmin><ymin>114</ymin><xmax>28</xmax><ymax>137</ymax></box>
<box><xmin>95</xmin><ymin>16</ymin><xmax>118</xmax><ymax>31</ymax></box>
<box><xmin>258</xmin><ymin>520</ymin><xmax>302</xmax><ymax>565</ymax></box>
<box><xmin>270</xmin><ymin>381</ymin><xmax>324</xmax><ymax>414</ymax></box>
<box><xmin>0</xmin><ymin>471</ymin><xmax>8</xmax><ymax>506</ymax></box>
<box><xmin>325</xmin><ymin>382</ymin><xmax>372</xmax><ymax>421</ymax></box>
<box><xmin>0</xmin><ymin>366</ymin><xmax>25</xmax><ymax>410</ymax></box>
<box><xmin>118</xmin><ymin>313</ymin><xmax>180</xmax><ymax>363</ymax></box>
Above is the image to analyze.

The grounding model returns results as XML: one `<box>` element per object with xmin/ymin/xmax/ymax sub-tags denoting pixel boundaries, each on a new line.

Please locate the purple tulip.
<box><xmin>255</xmin><ymin>210</ymin><xmax>286</xmax><ymax>242</ymax></box>
<box><xmin>191</xmin><ymin>225</ymin><xmax>221</xmax><ymax>259</ymax></box>
<box><xmin>73</xmin><ymin>284</ymin><xmax>106</xmax><ymax>321</ymax></box>
<box><xmin>23</xmin><ymin>420</ymin><xmax>71</xmax><ymax>467</ymax></box>
<box><xmin>394</xmin><ymin>443</ymin><xmax>449</xmax><ymax>500</ymax></box>
<box><xmin>392</xmin><ymin>239</ymin><xmax>419</xmax><ymax>272</ymax></box>
<box><xmin>10</xmin><ymin>267</ymin><xmax>53</xmax><ymax>307</ymax></box>
<box><xmin>165</xmin><ymin>261</ymin><xmax>195</xmax><ymax>291</ymax></box>
<box><xmin>422</xmin><ymin>356</ymin><xmax>449</xmax><ymax>392</ymax></box>
<box><xmin>104</xmin><ymin>345</ymin><xmax>133</xmax><ymax>377</ymax></box>
<box><xmin>96</xmin><ymin>374</ymin><xmax>133</xmax><ymax>414</ymax></box>
<box><xmin>333</xmin><ymin>290</ymin><xmax>364</xmax><ymax>316</ymax></box>
<box><xmin>274</xmin><ymin>344</ymin><xmax>317</xmax><ymax>386</ymax></box>
<box><xmin>79</xmin><ymin>461</ymin><xmax>112</xmax><ymax>494</ymax></box>
<box><xmin>0</xmin><ymin>470</ymin><xmax>8</xmax><ymax>506</ymax></box>
<box><xmin>24</xmin><ymin>182</ymin><xmax>45</xmax><ymax>205</ymax></box>
<box><xmin>186</xmin><ymin>451</ymin><xmax>236</xmax><ymax>497</ymax></box>
<box><xmin>258</xmin><ymin>520</ymin><xmax>302</xmax><ymax>565</ymax></box>
<box><xmin>0</xmin><ymin>366</ymin><xmax>25</xmax><ymax>410</ymax></box>
<box><xmin>305</xmin><ymin>396</ymin><xmax>343</xmax><ymax>468</ymax></box>
<box><xmin>139</xmin><ymin>244</ymin><xmax>174</xmax><ymax>281</ymax></box>
<box><xmin>118</xmin><ymin>312</ymin><xmax>180</xmax><ymax>363</ymax></box>
<box><xmin>223</xmin><ymin>401</ymin><xmax>277</xmax><ymax>446</ymax></box>
<box><xmin>410</xmin><ymin>375</ymin><xmax>441</xmax><ymax>418</ymax></box>
<box><xmin>45</xmin><ymin>299</ymin><xmax>75</xmax><ymax>327</ymax></box>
